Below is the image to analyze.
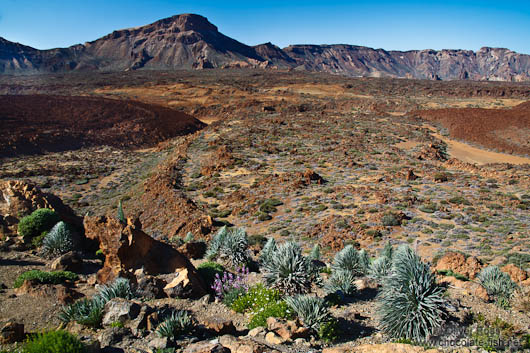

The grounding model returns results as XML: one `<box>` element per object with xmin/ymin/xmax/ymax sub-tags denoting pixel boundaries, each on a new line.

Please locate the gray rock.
<box><xmin>102</xmin><ymin>298</ymin><xmax>141</xmax><ymax>326</ymax></box>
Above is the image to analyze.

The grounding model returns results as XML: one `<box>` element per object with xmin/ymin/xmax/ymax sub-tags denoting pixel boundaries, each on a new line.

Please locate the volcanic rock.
<box><xmin>83</xmin><ymin>215</ymin><xmax>206</xmax><ymax>294</ymax></box>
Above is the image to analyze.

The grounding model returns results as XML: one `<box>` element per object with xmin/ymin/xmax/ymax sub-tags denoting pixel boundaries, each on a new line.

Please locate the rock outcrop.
<box><xmin>83</xmin><ymin>215</ymin><xmax>206</xmax><ymax>298</ymax></box>
<box><xmin>0</xmin><ymin>180</ymin><xmax>80</xmax><ymax>237</ymax></box>
<box><xmin>434</xmin><ymin>252</ymin><xmax>483</xmax><ymax>279</ymax></box>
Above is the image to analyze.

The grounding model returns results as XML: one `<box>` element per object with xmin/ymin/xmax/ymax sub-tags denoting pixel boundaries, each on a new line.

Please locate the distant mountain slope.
<box><xmin>1</xmin><ymin>14</ymin><xmax>530</xmax><ymax>81</ymax></box>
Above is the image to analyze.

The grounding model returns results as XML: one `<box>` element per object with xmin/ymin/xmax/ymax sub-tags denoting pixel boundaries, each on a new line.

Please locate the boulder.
<box><xmin>501</xmin><ymin>263</ymin><xmax>528</xmax><ymax>283</ymax></box>
<box><xmin>266</xmin><ymin>317</ymin><xmax>310</xmax><ymax>341</ymax></box>
<box><xmin>0</xmin><ymin>180</ymin><xmax>81</xmax><ymax>236</ymax></box>
<box><xmin>178</xmin><ymin>241</ymin><xmax>207</xmax><ymax>259</ymax></box>
<box><xmin>163</xmin><ymin>267</ymin><xmax>207</xmax><ymax>299</ymax></box>
<box><xmin>434</xmin><ymin>252</ymin><xmax>482</xmax><ymax>279</ymax></box>
<box><xmin>102</xmin><ymin>298</ymin><xmax>141</xmax><ymax>326</ymax></box>
<box><xmin>0</xmin><ymin>321</ymin><xmax>25</xmax><ymax>344</ymax></box>
<box><xmin>219</xmin><ymin>335</ymin><xmax>266</xmax><ymax>353</ymax></box>
<box><xmin>50</xmin><ymin>251</ymin><xmax>83</xmax><ymax>272</ymax></box>
<box><xmin>201</xmin><ymin>317</ymin><xmax>236</xmax><ymax>335</ymax></box>
<box><xmin>83</xmin><ymin>215</ymin><xmax>207</xmax><ymax>298</ymax></box>
<box><xmin>135</xmin><ymin>274</ymin><xmax>167</xmax><ymax>299</ymax></box>
<box><xmin>265</xmin><ymin>331</ymin><xmax>286</xmax><ymax>345</ymax></box>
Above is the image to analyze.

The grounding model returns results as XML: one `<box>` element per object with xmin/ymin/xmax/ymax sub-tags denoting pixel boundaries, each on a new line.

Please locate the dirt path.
<box><xmin>432</xmin><ymin>131</ymin><xmax>530</xmax><ymax>165</ymax></box>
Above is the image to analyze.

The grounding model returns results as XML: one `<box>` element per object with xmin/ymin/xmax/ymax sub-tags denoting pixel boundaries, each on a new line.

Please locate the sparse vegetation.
<box><xmin>156</xmin><ymin>310</ymin><xmax>194</xmax><ymax>340</ymax></box>
<box><xmin>14</xmin><ymin>270</ymin><xmax>78</xmax><ymax>288</ymax></box>
<box><xmin>18</xmin><ymin>208</ymin><xmax>61</xmax><ymax>241</ymax></box>
<box><xmin>205</xmin><ymin>226</ymin><xmax>249</xmax><ymax>267</ymax></box>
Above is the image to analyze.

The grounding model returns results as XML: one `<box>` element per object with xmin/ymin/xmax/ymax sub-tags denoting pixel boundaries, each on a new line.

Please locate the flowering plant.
<box><xmin>211</xmin><ymin>266</ymin><xmax>249</xmax><ymax>300</ymax></box>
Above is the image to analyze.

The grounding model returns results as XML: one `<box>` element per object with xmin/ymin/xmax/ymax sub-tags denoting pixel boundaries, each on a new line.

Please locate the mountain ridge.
<box><xmin>1</xmin><ymin>13</ymin><xmax>530</xmax><ymax>81</ymax></box>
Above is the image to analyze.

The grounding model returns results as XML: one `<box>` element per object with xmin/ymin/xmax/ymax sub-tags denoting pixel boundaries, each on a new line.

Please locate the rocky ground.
<box><xmin>0</xmin><ymin>69</ymin><xmax>529</xmax><ymax>352</ymax></box>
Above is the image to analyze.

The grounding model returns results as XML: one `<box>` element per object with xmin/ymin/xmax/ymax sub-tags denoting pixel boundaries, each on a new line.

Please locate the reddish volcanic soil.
<box><xmin>413</xmin><ymin>101</ymin><xmax>530</xmax><ymax>155</ymax></box>
<box><xmin>0</xmin><ymin>95</ymin><xmax>206</xmax><ymax>157</ymax></box>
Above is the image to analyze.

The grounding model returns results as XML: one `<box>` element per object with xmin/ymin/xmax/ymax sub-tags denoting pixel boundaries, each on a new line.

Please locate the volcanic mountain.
<box><xmin>1</xmin><ymin>13</ymin><xmax>530</xmax><ymax>81</ymax></box>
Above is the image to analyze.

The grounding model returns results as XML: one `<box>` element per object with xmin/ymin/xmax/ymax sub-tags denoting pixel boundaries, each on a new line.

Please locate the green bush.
<box><xmin>18</xmin><ymin>208</ymin><xmax>60</xmax><ymax>240</ymax></box>
<box><xmin>23</xmin><ymin>330</ymin><xmax>85</xmax><ymax>353</ymax></box>
<box><xmin>14</xmin><ymin>270</ymin><xmax>78</xmax><ymax>288</ymax></box>
<box><xmin>382</xmin><ymin>213</ymin><xmax>400</xmax><ymax>227</ymax></box>
<box><xmin>31</xmin><ymin>231</ymin><xmax>49</xmax><ymax>248</ymax></box>
<box><xmin>197</xmin><ymin>261</ymin><xmax>225</xmax><ymax>287</ymax></box>
<box><xmin>231</xmin><ymin>284</ymin><xmax>281</xmax><ymax>313</ymax></box>
<box><xmin>377</xmin><ymin>245</ymin><xmax>446</xmax><ymax>341</ymax></box>
<box><xmin>42</xmin><ymin>222</ymin><xmax>75</xmax><ymax>257</ymax></box>
<box><xmin>248</xmin><ymin>300</ymin><xmax>294</xmax><ymax>329</ymax></box>
<box><xmin>156</xmin><ymin>310</ymin><xmax>193</xmax><ymax>340</ymax></box>
<box><xmin>318</xmin><ymin>318</ymin><xmax>341</xmax><ymax>343</ymax></box>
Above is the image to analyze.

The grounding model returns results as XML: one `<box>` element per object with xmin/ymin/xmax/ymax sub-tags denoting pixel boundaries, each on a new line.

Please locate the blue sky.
<box><xmin>1</xmin><ymin>0</ymin><xmax>529</xmax><ymax>53</ymax></box>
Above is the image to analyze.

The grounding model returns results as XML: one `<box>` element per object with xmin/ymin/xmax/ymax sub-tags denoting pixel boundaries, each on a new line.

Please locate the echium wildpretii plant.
<box><xmin>212</xmin><ymin>266</ymin><xmax>249</xmax><ymax>301</ymax></box>
<box><xmin>376</xmin><ymin>245</ymin><xmax>446</xmax><ymax>342</ymax></box>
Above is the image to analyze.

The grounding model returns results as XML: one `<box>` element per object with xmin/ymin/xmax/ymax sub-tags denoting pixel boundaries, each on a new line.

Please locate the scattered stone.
<box><xmin>219</xmin><ymin>335</ymin><xmax>265</xmax><ymax>353</ymax></box>
<box><xmin>183</xmin><ymin>341</ymin><xmax>230</xmax><ymax>353</ymax></box>
<box><xmin>0</xmin><ymin>321</ymin><xmax>25</xmax><ymax>344</ymax></box>
<box><xmin>266</xmin><ymin>317</ymin><xmax>310</xmax><ymax>341</ymax></box>
<box><xmin>247</xmin><ymin>327</ymin><xmax>266</xmax><ymax>337</ymax></box>
<box><xmin>202</xmin><ymin>318</ymin><xmax>236</xmax><ymax>335</ymax></box>
<box><xmin>50</xmin><ymin>251</ymin><xmax>83</xmax><ymax>272</ymax></box>
<box><xmin>265</xmin><ymin>331</ymin><xmax>286</xmax><ymax>345</ymax></box>
<box><xmin>97</xmin><ymin>326</ymin><xmax>132</xmax><ymax>348</ymax></box>
<box><xmin>323</xmin><ymin>343</ymin><xmax>442</xmax><ymax>353</ymax></box>
<box><xmin>102</xmin><ymin>298</ymin><xmax>141</xmax><ymax>326</ymax></box>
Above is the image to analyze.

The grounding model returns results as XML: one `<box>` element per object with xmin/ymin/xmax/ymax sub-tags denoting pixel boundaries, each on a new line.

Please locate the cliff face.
<box><xmin>2</xmin><ymin>14</ymin><xmax>530</xmax><ymax>81</ymax></box>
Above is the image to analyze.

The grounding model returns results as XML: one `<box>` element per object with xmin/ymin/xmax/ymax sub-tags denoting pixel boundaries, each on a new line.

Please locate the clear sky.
<box><xmin>1</xmin><ymin>0</ymin><xmax>529</xmax><ymax>54</ymax></box>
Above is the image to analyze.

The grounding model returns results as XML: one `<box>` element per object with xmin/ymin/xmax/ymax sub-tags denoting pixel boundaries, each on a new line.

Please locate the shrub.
<box><xmin>309</xmin><ymin>244</ymin><xmax>321</xmax><ymax>261</ymax></box>
<box><xmin>286</xmin><ymin>295</ymin><xmax>331</xmax><ymax>330</ymax></box>
<box><xmin>477</xmin><ymin>266</ymin><xmax>517</xmax><ymax>305</ymax></box>
<box><xmin>231</xmin><ymin>284</ymin><xmax>281</xmax><ymax>313</ymax></box>
<box><xmin>318</xmin><ymin>318</ymin><xmax>341</xmax><ymax>343</ymax></box>
<box><xmin>197</xmin><ymin>262</ymin><xmax>225</xmax><ymax>287</ymax></box>
<box><xmin>248</xmin><ymin>300</ymin><xmax>294</xmax><ymax>329</ymax></box>
<box><xmin>59</xmin><ymin>278</ymin><xmax>133</xmax><ymax>327</ymax></box>
<box><xmin>331</xmin><ymin>245</ymin><xmax>366</xmax><ymax>277</ymax></box>
<box><xmin>377</xmin><ymin>245</ymin><xmax>446</xmax><ymax>341</ymax></box>
<box><xmin>18</xmin><ymin>208</ymin><xmax>60</xmax><ymax>241</ymax></box>
<box><xmin>31</xmin><ymin>231</ymin><xmax>48</xmax><ymax>248</ymax></box>
<box><xmin>183</xmin><ymin>232</ymin><xmax>194</xmax><ymax>243</ymax></box>
<box><xmin>324</xmin><ymin>270</ymin><xmax>357</xmax><ymax>297</ymax></box>
<box><xmin>369</xmin><ymin>256</ymin><xmax>392</xmax><ymax>283</ymax></box>
<box><xmin>42</xmin><ymin>221</ymin><xmax>75</xmax><ymax>257</ymax></box>
<box><xmin>262</xmin><ymin>242</ymin><xmax>313</xmax><ymax>295</ymax></box>
<box><xmin>205</xmin><ymin>226</ymin><xmax>249</xmax><ymax>267</ymax></box>
<box><xmin>23</xmin><ymin>330</ymin><xmax>85</xmax><ymax>353</ymax></box>
<box><xmin>259</xmin><ymin>237</ymin><xmax>277</xmax><ymax>265</ymax></box>
<box><xmin>156</xmin><ymin>310</ymin><xmax>193</xmax><ymax>340</ymax></box>
<box><xmin>95</xmin><ymin>277</ymin><xmax>134</xmax><ymax>303</ymax></box>
<box><xmin>58</xmin><ymin>298</ymin><xmax>105</xmax><ymax>328</ymax></box>
<box><xmin>117</xmin><ymin>200</ymin><xmax>126</xmax><ymax>224</ymax></box>
<box><xmin>382</xmin><ymin>213</ymin><xmax>400</xmax><ymax>227</ymax></box>
<box><xmin>14</xmin><ymin>270</ymin><xmax>78</xmax><ymax>288</ymax></box>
